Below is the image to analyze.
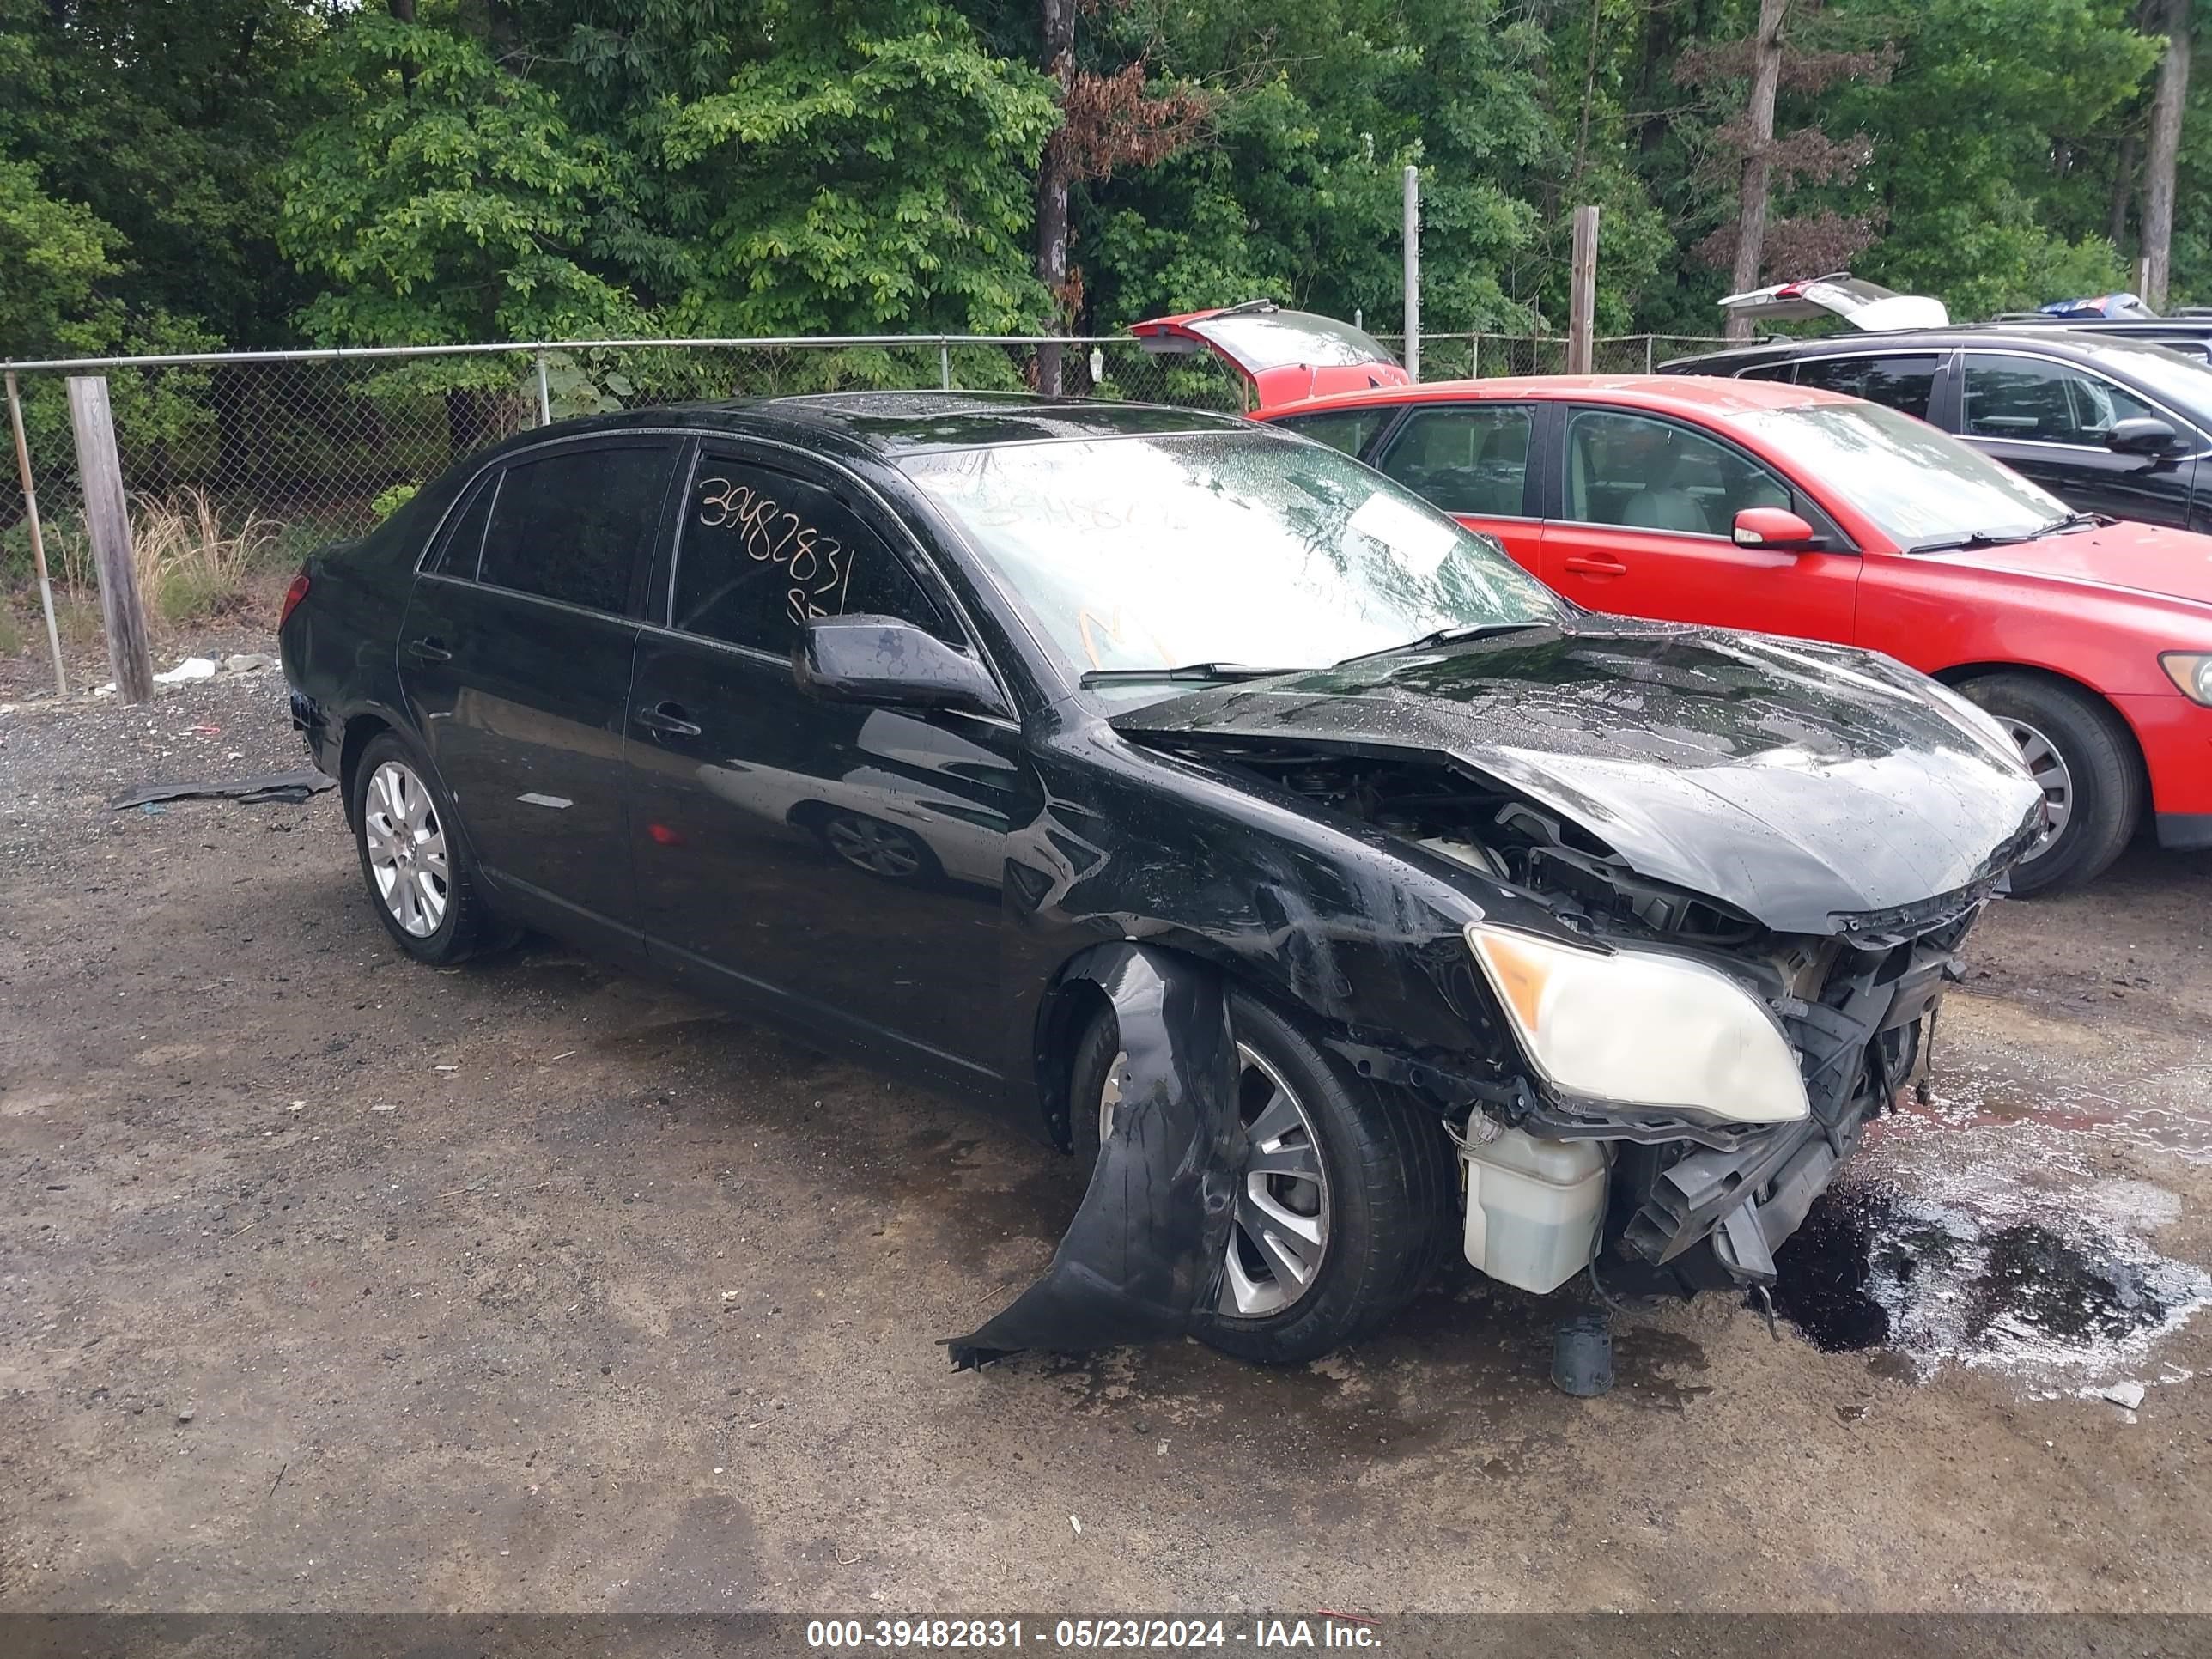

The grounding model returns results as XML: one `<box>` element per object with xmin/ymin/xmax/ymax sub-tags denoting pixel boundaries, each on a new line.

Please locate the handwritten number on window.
<box><xmin>696</xmin><ymin>475</ymin><xmax>856</xmax><ymax>628</ymax></box>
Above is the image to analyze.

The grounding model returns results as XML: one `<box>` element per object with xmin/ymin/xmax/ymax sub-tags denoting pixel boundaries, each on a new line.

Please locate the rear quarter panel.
<box><xmin>279</xmin><ymin>503</ymin><xmax>438</xmax><ymax>781</ymax></box>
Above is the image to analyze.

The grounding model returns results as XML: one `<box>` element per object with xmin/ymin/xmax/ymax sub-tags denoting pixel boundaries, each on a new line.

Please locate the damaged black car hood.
<box><xmin>1111</xmin><ymin>621</ymin><xmax>2045</xmax><ymax>935</ymax></box>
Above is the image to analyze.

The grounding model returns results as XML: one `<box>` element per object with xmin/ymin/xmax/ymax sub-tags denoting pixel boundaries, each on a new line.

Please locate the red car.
<box><xmin>1129</xmin><ymin>313</ymin><xmax>2212</xmax><ymax>892</ymax></box>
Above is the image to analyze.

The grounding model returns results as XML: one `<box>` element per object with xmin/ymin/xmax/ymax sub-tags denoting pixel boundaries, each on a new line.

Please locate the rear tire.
<box><xmin>1958</xmin><ymin>672</ymin><xmax>2142</xmax><ymax>895</ymax></box>
<box><xmin>350</xmin><ymin>732</ymin><xmax>503</xmax><ymax>964</ymax></box>
<box><xmin>1069</xmin><ymin>988</ymin><xmax>1455</xmax><ymax>1364</ymax></box>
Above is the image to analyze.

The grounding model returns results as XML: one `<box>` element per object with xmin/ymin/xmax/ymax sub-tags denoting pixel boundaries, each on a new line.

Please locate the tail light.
<box><xmin>279</xmin><ymin>569</ymin><xmax>311</xmax><ymax>628</ymax></box>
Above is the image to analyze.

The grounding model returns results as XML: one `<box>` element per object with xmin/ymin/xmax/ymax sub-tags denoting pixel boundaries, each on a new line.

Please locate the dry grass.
<box><xmin>55</xmin><ymin>489</ymin><xmax>287</xmax><ymax>626</ymax></box>
<box><xmin>0</xmin><ymin>606</ymin><xmax>23</xmax><ymax>658</ymax></box>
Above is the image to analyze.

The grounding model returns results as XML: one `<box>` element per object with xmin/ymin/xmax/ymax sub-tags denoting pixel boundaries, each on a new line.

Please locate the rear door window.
<box><xmin>423</xmin><ymin>472</ymin><xmax>496</xmax><ymax>578</ymax></box>
<box><xmin>1373</xmin><ymin>405</ymin><xmax>1536</xmax><ymax>517</ymax></box>
<box><xmin>672</xmin><ymin>452</ymin><xmax>953</xmax><ymax>653</ymax></box>
<box><xmin>1790</xmin><ymin>354</ymin><xmax>1941</xmax><ymax>421</ymax></box>
<box><xmin>477</xmin><ymin>442</ymin><xmax>676</xmax><ymax>614</ymax></box>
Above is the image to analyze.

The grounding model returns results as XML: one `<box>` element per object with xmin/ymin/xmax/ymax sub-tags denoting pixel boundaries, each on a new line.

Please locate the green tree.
<box><xmin>0</xmin><ymin>0</ymin><xmax>336</xmax><ymax>349</ymax></box>
<box><xmin>279</xmin><ymin>13</ymin><xmax>642</xmax><ymax>347</ymax></box>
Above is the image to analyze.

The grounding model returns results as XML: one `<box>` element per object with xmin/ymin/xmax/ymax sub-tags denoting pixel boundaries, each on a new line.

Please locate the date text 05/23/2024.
<box><xmin>805</xmin><ymin>1619</ymin><xmax>1383</xmax><ymax>1650</ymax></box>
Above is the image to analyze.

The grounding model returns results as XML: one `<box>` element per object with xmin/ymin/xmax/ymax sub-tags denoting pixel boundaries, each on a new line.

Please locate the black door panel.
<box><xmin>395</xmin><ymin>439</ymin><xmax>678</xmax><ymax>949</ymax></box>
<box><xmin>623</xmin><ymin>447</ymin><xmax>1034</xmax><ymax>1083</ymax></box>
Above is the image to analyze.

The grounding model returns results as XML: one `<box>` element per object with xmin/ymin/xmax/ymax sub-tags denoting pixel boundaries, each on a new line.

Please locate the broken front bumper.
<box><xmin>1601</xmin><ymin>930</ymin><xmax>1957</xmax><ymax>1291</ymax></box>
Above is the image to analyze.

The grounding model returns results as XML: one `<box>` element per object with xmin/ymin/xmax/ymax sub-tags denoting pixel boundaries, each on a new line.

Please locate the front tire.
<box><xmin>351</xmin><ymin>732</ymin><xmax>500</xmax><ymax>964</ymax></box>
<box><xmin>1069</xmin><ymin>989</ymin><xmax>1455</xmax><ymax>1364</ymax></box>
<box><xmin>1958</xmin><ymin>672</ymin><xmax>2142</xmax><ymax>895</ymax></box>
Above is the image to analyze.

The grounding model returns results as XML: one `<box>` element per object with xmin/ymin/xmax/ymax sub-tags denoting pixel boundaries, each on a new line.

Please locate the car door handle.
<box><xmin>1563</xmin><ymin>555</ymin><xmax>1630</xmax><ymax>576</ymax></box>
<box><xmin>404</xmin><ymin>635</ymin><xmax>453</xmax><ymax>662</ymax></box>
<box><xmin>635</xmin><ymin>700</ymin><xmax>702</xmax><ymax>738</ymax></box>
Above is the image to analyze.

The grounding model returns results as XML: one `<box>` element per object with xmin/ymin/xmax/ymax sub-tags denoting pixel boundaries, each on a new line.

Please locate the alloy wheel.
<box><xmin>1099</xmin><ymin>1041</ymin><xmax>1331</xmax><ymax>1318</ymax></box>
<box><xmin>363</xmin><ymin>759</ymin><xmax>450</xmax><ymax>938</ymax></box>
<box><xmin>2002</xmin><ymin>716</ymin><xmax>2074</xmax><ymax>861</ymax></box>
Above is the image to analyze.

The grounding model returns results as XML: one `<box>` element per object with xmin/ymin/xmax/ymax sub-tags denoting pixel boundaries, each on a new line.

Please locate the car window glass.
<box><xmin>673</xmin><ymin>454</ymin><xmax>951</xmax><ymax>651</ymax></box>
<box><xmin>477</xmin><ymin>444</ymin><xmax>673</xmax><ymax>613</ymax></box>
<box><xmin>1272</xmin><ymin>408</ymin><xmax>1394</xmax><ymax>459</ymax></box>
<box><xmin>1791</xmin><ymin>354</ymin><xmax>1939</xmax><ymax>421</ymax></box>
<box><xmin>1565</xmin><ymin>410</ymin><xmax>1790</xmax><ymax>534</ymax></box>
<box><xmin>1375</xmin><ymin>405</ymin><xmax>1534</xmax><ymax>517</ymax></box>
<box><xmin>1738</xmin><ymin>362</ymin><xmax>1797</xmax><ymax>384</ymax></box>
<box><xmin>1963</xmin><ymin>355</ymin><xmax>2156</xmax><ymax>443</ymax></box>
<box><xmin>424</xmin><ymin>472</ymin><xmax>495</xmax><ymax>578</ymax></box>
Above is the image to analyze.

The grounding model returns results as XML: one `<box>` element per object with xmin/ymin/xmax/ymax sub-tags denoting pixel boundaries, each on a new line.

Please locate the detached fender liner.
<box><xmin>945</xmin><ymin>944</ymin><xmax>1243</xmax><ymax>1369</ymax></box>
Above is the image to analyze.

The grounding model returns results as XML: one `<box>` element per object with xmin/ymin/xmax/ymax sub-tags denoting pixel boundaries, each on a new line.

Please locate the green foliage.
<box><xmin>0</xmin><ymin>0</ymin><xmax>333</xmax><ymax>349</ymax></box>
<box><xmin>1838</xmin><ymin>0</ymin><xmax>2160</xmax><ymax>316</ymax></box>
<box><xmin>1077</xmin><ymin>0</ymin><xmax>1555</xmax><ymax>332</ymax></box>
<box><xmin>0</xmin><ymin>0</ymin><xmax>2203</xmax><ymax>374</ymax></box>
<box><xmin>369</xmin><ymin>481</ymin><xmax>422</xmax><ymax>524</ymax></box>
<box><xmin>280</xmin><ymin>15</ymin><xmax>643</xmax><ymax>348</ymax></box>
<box><xmin>644</xmin><ymin>10</ymin><xmax>1060</xmax><ymax>333</ymax></box>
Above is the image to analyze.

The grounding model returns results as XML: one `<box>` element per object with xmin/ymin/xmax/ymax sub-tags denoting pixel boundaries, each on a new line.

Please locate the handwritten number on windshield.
<box><xmin>696</xmin><ymin>476</ymin><xmax>856</xmax><ymax>628</ymax></box>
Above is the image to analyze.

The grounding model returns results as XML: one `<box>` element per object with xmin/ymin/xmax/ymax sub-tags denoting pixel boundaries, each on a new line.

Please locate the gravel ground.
<box><xmin>3</xmin><ymin>635</ymin><xmax>2211</xmax><ymax>1618</ymax></box>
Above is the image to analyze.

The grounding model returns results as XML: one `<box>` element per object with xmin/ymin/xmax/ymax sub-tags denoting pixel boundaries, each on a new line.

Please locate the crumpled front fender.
<box><xmin>945</xmin><ymin>943</ymin><xmax>1244</xmax><ymax>1369</ymax></box>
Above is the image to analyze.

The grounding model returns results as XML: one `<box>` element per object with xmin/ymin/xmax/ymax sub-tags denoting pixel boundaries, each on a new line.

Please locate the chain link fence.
<box><xmin>1</xmin><ymin>331</ymin><xmax>1725</xmax><ymax>635</ymax></box>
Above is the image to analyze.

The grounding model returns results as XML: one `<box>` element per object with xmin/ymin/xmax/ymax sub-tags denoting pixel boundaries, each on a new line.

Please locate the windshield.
<box><xmin>1735</xmin><ymin>402</ymin><xmax>2071</xmax><ymax>550</ymax></box>
<box><xmin>902</xmin><ymin>430</ymin><xmax>1565</xmax><ymax>697</ymax></box>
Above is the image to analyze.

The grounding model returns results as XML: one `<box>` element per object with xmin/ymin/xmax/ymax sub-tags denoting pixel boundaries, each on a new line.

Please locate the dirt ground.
<box><xmin>3</xmin><ymin>633</ymin><xmax>2211</xmax><ymax>1618</ymax></box>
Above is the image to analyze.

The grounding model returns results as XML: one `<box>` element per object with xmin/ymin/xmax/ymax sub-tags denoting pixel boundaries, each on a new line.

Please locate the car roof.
<box><xmin>1667</xmin><ymin>327</ymin><xmax>2208</xmax><ymax>371</ymax></box>
<box><xmin>486</xmin><ymin>391</ymin><xmax>1253</xmax><ymax>464</ymax></box>
<box><xmin>1262</xmin><ymin>374</ymin><xmax>1863</xmax><ymax>422</ymax></box>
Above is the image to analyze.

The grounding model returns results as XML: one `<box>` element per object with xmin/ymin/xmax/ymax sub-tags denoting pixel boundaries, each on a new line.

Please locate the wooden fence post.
<box><xmin>1567</xmin><ymin>205</ymin><xmax>1600</xmax><ymax>375</ymax></box>
<box><xmin>65</xmin><ymin>375</ymin><xmax>154</xmax><ymax>704</ymax></box>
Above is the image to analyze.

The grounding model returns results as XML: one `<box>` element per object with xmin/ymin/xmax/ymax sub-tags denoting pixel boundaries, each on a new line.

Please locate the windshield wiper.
<box><xmin>1077</xmin><ymin>661</ymin><xmax>1305</xmax><ymax>688</ymax></box>
<box><xmin>2039</xmin><ymin>511</ymin><xmax>2106</xmax><ymax>534</ymax></box>
<box><xmin>1331</xmin><ymin>619</ymin><xmax>1553</xmax><ymax>669</ymax></box>
<box><xmin>1908</xmin><ymin>527</ymin><xmax>2042</xmax><ymax>553</ymax></box>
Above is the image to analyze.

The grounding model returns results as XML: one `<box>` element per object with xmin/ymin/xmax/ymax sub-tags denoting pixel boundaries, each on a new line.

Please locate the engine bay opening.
<box><xmin>1212</xmin><ymin>746</ymin><xmax>1765</xmax><ymax>949</ymax></box>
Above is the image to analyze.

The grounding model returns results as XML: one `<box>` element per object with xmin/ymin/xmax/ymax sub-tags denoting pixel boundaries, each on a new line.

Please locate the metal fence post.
<box><xmin>1470</xmin><ymin>334</ymin><xmax>1480</xmax><ymax>379</ymax></box>
<box><xmin>6</xmin><ymin>370</ymin><xmax>66</xmax><ymax>696</ymax></box>
<box><xmin>534</xmin><ymin>352</ymin><xmax>552</xmax><ymax>426</ymax></box>
<box><xmin>1645</xmin><ymin>336</ymin><xmax>1656</xmax><ymax>374</ymax></box>
<box><xmin>64</xmin><ymin>374</ymin><xmax>153</xmax><ymax>704</ymax></box>
<box><xmin>1402</xmin><ymin>166</ymin><xmax>1421</xmax><ymax>381</ymax></box>
<box><xmin>940</xmin><ymin>339</ymin><xmax>952</xmax><ymax>391</ymax></box>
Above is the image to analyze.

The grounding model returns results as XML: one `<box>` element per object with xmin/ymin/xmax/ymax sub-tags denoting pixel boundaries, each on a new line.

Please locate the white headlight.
<box><xmin>1466</xmin><ymin>923</ymin><xmax>1809</xmax><ymax>1125</ymax></box>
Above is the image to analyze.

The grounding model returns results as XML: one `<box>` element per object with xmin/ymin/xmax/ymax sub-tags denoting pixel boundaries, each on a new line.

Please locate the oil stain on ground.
<box><xmin>1771</xmin><ymin>1179</ymin><xmax>2211</xmax><ymax>1392</ymax></box>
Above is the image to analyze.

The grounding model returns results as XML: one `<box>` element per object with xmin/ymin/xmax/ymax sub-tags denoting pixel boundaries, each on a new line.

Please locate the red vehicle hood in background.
<box><xmin>1132</xmin><ymin>303</ymin><xmax>1411</xmax><ymax>406</ymax></box>
<box><xmin>1928</xmin><ymin>516</ymin><xmax>2212</xmax><ymax>610</ymax></box>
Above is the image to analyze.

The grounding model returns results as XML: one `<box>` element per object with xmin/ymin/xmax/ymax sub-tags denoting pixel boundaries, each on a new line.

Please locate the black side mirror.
<box><xmin>2106</xmin><ymin>416</ymin><xmax>2183</xmax><ymax>457</ymax></box>
<box><xmin>794</xmin><ymin>616</ymin><xmax>1011</xmax><ymax>720</ymax></box>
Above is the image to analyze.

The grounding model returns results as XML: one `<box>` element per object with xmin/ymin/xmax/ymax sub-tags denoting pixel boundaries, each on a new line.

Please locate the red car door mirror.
<box><xmin>1732</xmin><ymin>507</ymin><xmax>1822</xmax><ymax>552</ymax></box>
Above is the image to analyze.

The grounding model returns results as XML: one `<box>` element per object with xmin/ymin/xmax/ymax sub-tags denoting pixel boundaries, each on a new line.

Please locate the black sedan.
<box><xmin>279</xmin><ymin>394</ymin><xmax>2042</xmax><ymax>1364</ymax></box>
<box><xmin>1665</xmin><ymin>328</ymin><xmax>2212</xmax><ymax>534</ymax></box>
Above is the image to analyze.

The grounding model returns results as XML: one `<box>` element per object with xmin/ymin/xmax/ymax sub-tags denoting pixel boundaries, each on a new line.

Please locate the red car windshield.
<box><xmin>1736</xmin><ymin>402</ymin><xmax>2072</xmax><ymax>551</ymax></box>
